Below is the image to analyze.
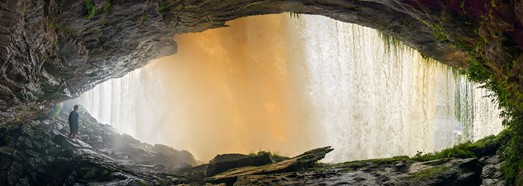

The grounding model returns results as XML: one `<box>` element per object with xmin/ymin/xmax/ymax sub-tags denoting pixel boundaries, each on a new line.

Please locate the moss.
<box><xmin>417</xmin><ymin>13</ymin><xmax>449</xmax><ymax>43</ymax></box>
<box><xmin>325</xmin><ymin>156</ymin><xmax>412</xmax><ymax>171</ymax></box>
<box><xmin>466</xmin><ymin>57</ymin><xmax>492</xmax><ymax>82</ymax></box>
<box><xmin>140</xmin><ymin>12</ymin><xmax>148</xmax><ymax>23</ymax></box>
<box><xmin>412</xmin><ymin>130</ymin><xmax>507</xmax><ymax>161</ymax></box>
<box><xmin>409</xmin><ymin>166</ymin><xmax>448</xmax><ymax>180</ymax></box>
<box><xmin>252</xmin><ymin>151</ymin><xmax>290</xmax><ymax>163</ymax></box>
<box><xmin>430</xmin><ymin>21</ymin><xmax>449</xmax><ymax>43</ymax></box>
<box><xmin>315</xmin><ymin>132</ymin><xmax>506</xmax><ymax>173</ymax></box>
<box><xmin>136</xmin><ymin>179</ymin><xmax>147</xmax><ymax>186</ymax></box>
<box><xmin>157</xmin><ymin>0</ymin><xmax>169</xmax><ymax>13</ymax></box>
<box><xmin>85</xmin><ymin>0</ymin><xmax>96</xmax><ymax>19</ymax></box>
<box><xmin>499</xmin><ymin>133</ymin><xmax>523</xmax><ymax>184</ymax></box>
<box><xmin>416</xmin><ymin>3</ymin><xmax>523</xmax><ymax>183</ymax></box>
<box><xmin>102</xmin><ymin>0</ymin><xmax>111</xmax><ymax>13</ymax></box>
<box><xmin>51</xmin><ymin>104</ymin><xmax>62</xmax><ymax>118</ymax></box>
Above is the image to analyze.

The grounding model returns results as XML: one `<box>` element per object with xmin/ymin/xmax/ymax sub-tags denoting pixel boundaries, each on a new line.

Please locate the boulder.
<box><xmin>206</xmin><ymin>153</ymin><xmax>273</xmax><ymax>177</ymax></box>
<box><xmin>205</xmin><ymin>146</ymin><xmax>333</xmax><ymax>184</ymax></box>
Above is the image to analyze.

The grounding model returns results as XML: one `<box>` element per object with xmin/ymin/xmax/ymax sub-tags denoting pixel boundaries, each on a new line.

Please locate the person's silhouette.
<box><xmin>68</xmin><ymin>105</ymin><xmax>79</xmax><ymax>138</ymax></box>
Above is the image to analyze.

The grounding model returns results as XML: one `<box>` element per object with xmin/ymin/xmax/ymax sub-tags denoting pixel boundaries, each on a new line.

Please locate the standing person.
<box><xmin>68</xmin><ymin>105</ymin><xmax>80</xmax><ymax>138</ymax></box>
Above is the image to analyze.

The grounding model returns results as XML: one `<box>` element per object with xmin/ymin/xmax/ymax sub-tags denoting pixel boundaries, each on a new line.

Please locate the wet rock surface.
<box><xmin>178</xmin><ymin>152</ymin><xmax>274</xmax><ymax>184</ymax></box>
<box><xmin>0</xmin><ymin>103</ymin><xmax>196</xmax><ymax>185</ymax></box>
<box><xmin>220</xmin><ymin>156</ymin><xmax>507</xmax><ymax>186</ymax></box>
<box><xmin>205</xmin><ymin>146</ymin><xmax>334</xmax><ymax>185</ymax></box>
<box><xmin>204</xmin><ymin>148</ymin><xmax>505</xmax><ymax>186</ymax></box>
<box><xmin>205</xmin><ymin>153</ymin><xmax>273</xmax><ymax>178</ymax></box>
<box><xmin>232</xmin><ymin>158</ymin><xmax>483</xmax><ymax>186</ymax></box>
<box><xmin>480</xmin><ymin>155</ymin><xmax>505</xmax><ymax>186</ymax></box>
<box><xmin>0</xmin><ymin>103</ymin><xmax>507</xmax><ymax>185</ymax></box>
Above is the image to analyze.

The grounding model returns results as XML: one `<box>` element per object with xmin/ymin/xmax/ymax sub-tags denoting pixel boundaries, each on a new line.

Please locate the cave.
<box><xmin>1</xmin><ymin>0</ymin><xmax>523</xmax><ymax>185</ymax></box>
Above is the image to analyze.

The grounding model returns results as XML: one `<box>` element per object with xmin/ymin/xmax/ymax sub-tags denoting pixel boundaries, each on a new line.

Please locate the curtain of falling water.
<box><xmin>77</xmin><ymin>14</ymin><xmax>503</xmax><ymax>163</ymax></box>
<box><xmin>293</xmin><ymin>16</ymin><xmax>503</xmax><ymax>162</ymax></box>
<box><xmin>77</xmin><ymin>65</ymin><xmax>168</xmax><ymax>142</ymax></box>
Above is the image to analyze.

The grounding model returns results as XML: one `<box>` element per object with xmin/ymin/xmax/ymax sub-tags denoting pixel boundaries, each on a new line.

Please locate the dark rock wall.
<box><xmin>0</xmin><ymin>0</ymin><xmax>178</xmax><ymax>122</ymax></box>
<box><xmin>0</xmin><ymin>102</ymin><xmax>196</xmax><ymax>185</ymax></box>
<box><xmin>0</xmin><ymin>0</ymin><xmax>477</xmax><ymax>123</ymax></box>
<box><xmin>0</xmin><ymin>0</ymin><xmax>520</xmax><ymax>184</ymax></box>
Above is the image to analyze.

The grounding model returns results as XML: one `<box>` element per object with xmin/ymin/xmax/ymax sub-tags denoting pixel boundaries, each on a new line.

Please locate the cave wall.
<box><xmin>2</xmin><ymin>0</ymin><xmax>523</xmax><ymax>183</ymax></box>
<box><xmin>0</xmin><ymin>0</ymin><xmax>480</xmax><ymax>123</ymax></box>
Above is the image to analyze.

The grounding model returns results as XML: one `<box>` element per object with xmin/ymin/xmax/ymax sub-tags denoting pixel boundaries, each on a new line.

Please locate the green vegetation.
<box><xmin>137</xmin><ymin>180</ymin><xmax>147</xmax><ymax>186</ymax></box>
<box><xmin>252</xmin><ymin>151</ymin><xmax>290</xmax><ymax>163</ymax></box>
<box><xmin>102</xmin><ymin>0</ymin><xmax>112</xmax><ymax>13</ymax></box>
<box><xmin>500</xmin><ymin>135</ymin><xmax>523</xmax><ymax>183</ymax></box>
<box><xmin>430</xmin><ymin>22</ymin><xmax>448</xmax><ymax>43</ymax></box>
<box><xmin>85</xmin><ymin>0</ymin><xmax>112</xmax><ymax>19</ymax></box>
<box><xmin>140</xmin><ymin>12</ymin><xmax>149</xmax><ymax>24</ymax></box>
<box><xmin>319</xmin><ymin>131</ymin><xmax>507</xmax><ymax>172</ymax></box>
<box><xmin>51</xmin><ymin>104</ymin><xmax>63</xmax><ymax>118</ymax></box>
<box><xmin>417</xmin><ymin>15</ymin><xmax>449</xmax><ymax>44</ymax></box>
<box><xmin>409</xmin><ymin>166</ymin><xmax>448</xmax><ymax>180</ymax></box>
<box><xmin>85</xmin><ymin>0</ymin><xmax>96</xmax><ymax>19</ymax></box>
<box><xmin>461</xmin><ymin>24</ymin><xmax>523</xmax><ymax>184</ymax></box>
<box><xmin>413</xmin><ymin>131</ymin><xmax>508</xmax><ymax>161</ymax></box>
<box><xmin>414</xmin><ymin>1</ymin><xmax>523</xmax><ymax>182</ymax></box>
<box><xmin>330</xmin><ymin>156</ymin><xmax>411</xmax><ymax>170</ymax></box>
<box><xmin>157</xmin><ymin>0</ymin><xmax>169</xmax><ymax>13</ymax></box>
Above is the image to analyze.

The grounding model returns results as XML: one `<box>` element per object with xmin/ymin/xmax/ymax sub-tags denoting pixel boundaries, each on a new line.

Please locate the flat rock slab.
<box><xmin>232</xmin><ymin>158</ymin><xmax>483</xmax><ymax>186</ymax></box>
<box><xmin>52</xmin><ymin>134</ymin><xmax>93</xmax><ymax>149</ymax></box>
<box><xmin>205</xmin><ymin>146</ymin><xmax>333</xmax><ymax>184</ymax></box>
<box><xmin>206</xmin><ymin>153</ymin><xmax>273</xmax><ymax>177</ymax></box>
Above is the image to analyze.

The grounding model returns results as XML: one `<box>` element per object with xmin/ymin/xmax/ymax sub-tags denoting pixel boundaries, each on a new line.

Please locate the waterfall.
<box><xmin>77</xmin><ymin>65</ymin><xmax>168</xmax><ymax>143</ymax></box>
<box><xmin>76</xmin><ymin>14</ymin><xmax>503</xmax><ymax>163</ymax></box>
<box><xmin>290</xmin><ymin>16</ymin><xmax>503</xmax><ymax>162</ymax></box>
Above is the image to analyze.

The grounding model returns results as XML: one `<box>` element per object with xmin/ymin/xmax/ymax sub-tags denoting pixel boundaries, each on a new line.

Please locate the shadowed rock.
<box><xmin>232</xmin><ymin>158</ymin><xmax>485</xmax><ymax>186</ymax></box>
<box><xmin>177</xmin><ymin>152</ymin><xmax>274</xmax><ymax>184</ymax></box>
<box><xmin>0</xmin><ymin>102</ymin><xmax>196</xmax><ymax>185</ymax></box>
<box><xmin>206</xmin><ymin>153</ymin><xmax>273</xmax><ymax>177</ymax></box>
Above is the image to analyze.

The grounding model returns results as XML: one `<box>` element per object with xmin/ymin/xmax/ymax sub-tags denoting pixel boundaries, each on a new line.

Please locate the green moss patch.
<box><xmin>251</xmin><ymin>151</ymin><xmax>290</xmax><ymax>163</ymax></box>
<box><xmin>409</xmin><ymin>166</ymin><xmax>448</xmax><ymax>180</ymax></box>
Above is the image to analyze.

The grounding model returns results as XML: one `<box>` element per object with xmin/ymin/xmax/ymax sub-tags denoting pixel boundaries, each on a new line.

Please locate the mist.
<box><xmin>78</xmin><ymin>14</ymin><xmax>503</xmax><ymax>163</ymax></box>
<box><xmin>153</xmin><ymin>14</ymin><xmax>316</xmax><ymax>161</ymax></box>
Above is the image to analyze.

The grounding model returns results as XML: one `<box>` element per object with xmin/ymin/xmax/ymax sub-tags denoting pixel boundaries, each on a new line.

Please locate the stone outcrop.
<box><xmin>178</xmin><ymin>152</ymin><xmax>274</xmax><ymax>184</ymax></box>
<box><xmin>3</xmin><ymin>0</ymin><xmax>522</xmax><ymax>123</ymax></box>
<box><xmin>231</xmin><ymin>158</ymin><xmax>485</xmax><ymax>186</ymax></box>
<box><xmin>205</xmin><ymin>146</ymin><xmax>334</xmax><ymax>185</ymax></box>
<box><xmin>205</xmin><ymin>153</ymin><xmax>273</xmax><ymax>178</ymax></box>
<box><xmin>194</xmin><ymin>145</ymin><xmax>505</xmax><ymax>186</ymax></box>
<box><xmin>0</xmin><ymin>103</ymin><xmax>196</xmax><ymax>185</ymax></box>
<box><xmin>480</xmin><ymin>155</ymin><xmax>505</xmax><ymax>186</ymax></box>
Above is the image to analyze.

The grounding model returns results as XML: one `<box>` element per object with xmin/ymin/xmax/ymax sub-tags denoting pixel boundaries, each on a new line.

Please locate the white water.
<box><xmin>76</xmin><ymin>66</ymin><xmax>169</xmax><ymax>143</ymax></box>
<box><xmin>291</xmin><ymin>16</ymin><xmax>503</xmax><ymax>162</ymax></box>
<box><xmin>76</xmin><ymin>14</ymin><xmax>503</xmax><ymax>163</ymax></box>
